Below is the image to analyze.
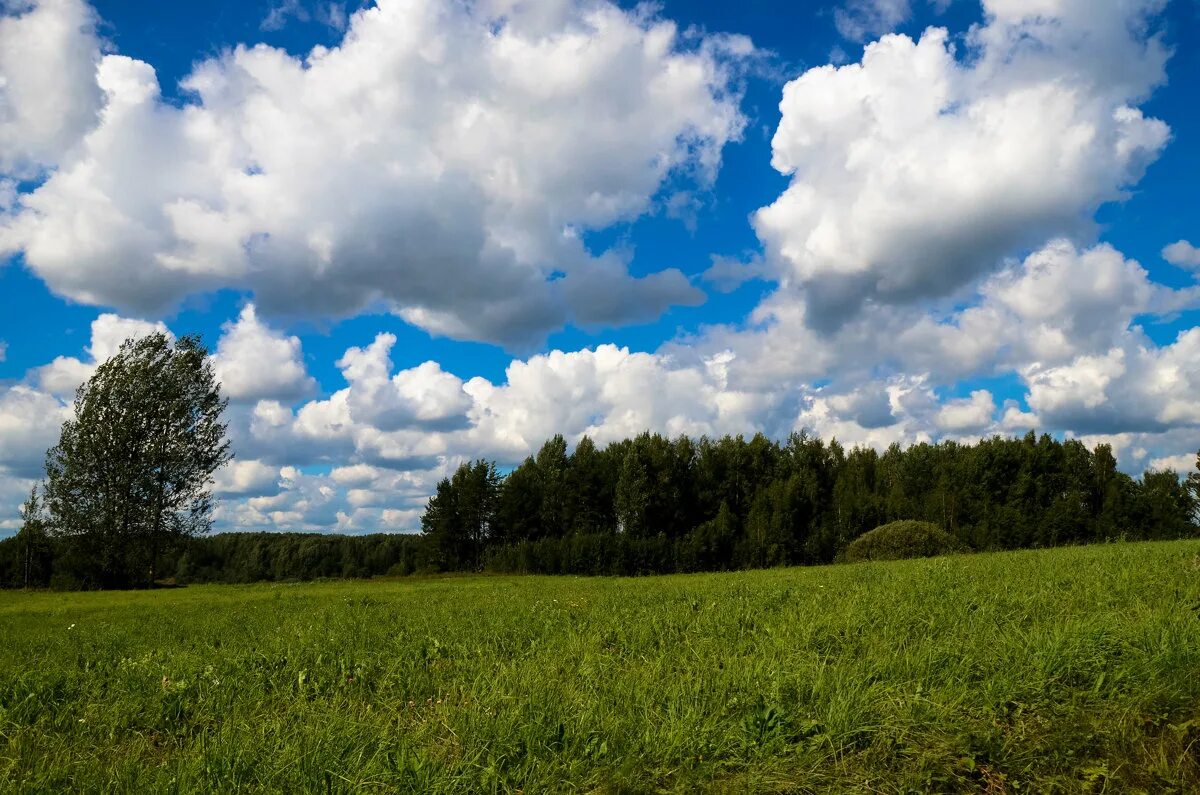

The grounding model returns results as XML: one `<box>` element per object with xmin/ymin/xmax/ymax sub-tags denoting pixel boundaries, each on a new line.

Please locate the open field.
<box><xmin>2</xmin><ymin>541</ymin><xmax>1200</xmax><ymax>793</ymax></box>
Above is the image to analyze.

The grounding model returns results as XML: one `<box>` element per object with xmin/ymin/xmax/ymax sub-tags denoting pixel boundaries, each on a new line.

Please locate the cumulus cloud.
<box><xmin>1148</xmin><ymin>453</ymin><xmax>1199</xmax><ymax>475</ymax></box>
<box><xmin>212</xmin><ymin>458</ymin><xmax>281</xmax><ymax>497</ymax></box>
<box><xmin>0</xmin><ymin>0</ymin><xmax>103</xmax><ymax>176</ymax></box>
<box><xmin>0</xmin><ymin>385</ymin><xmax>69</xmax><ymax>479</ymax></box>
<box><xmin>211</xmin><ymin>304</ymin><xmax>316</xmax><ymax>402</ymax></box>
<box><xmin>756</xmin><ymin>0</ymin><xmax>1170</xmax><ymax>328</ymax></box>
<box><xmin>1</xmin><ymin>0</ymin><xmax>751</xmax><ymax>346</ymax></box>
<box><xmin>337</xmin><ymin>334</ymin><xmax>472</xmax><ymax>432</ymax></box>
<box><xmin>1163</xmin><ymin>240</ymin><xmax>1200</xmax><ymax>271</ymax></box>
<box><xmin>936</xmin><ymin>390</ymin><xmax>997</xmax><ymax>432</ymax></box>
<box><xmin>1023</xmin><ymin>328</ymin><xmax>1200</xmax><ymax>434</ymax></box>
<box><xmin>2</xmin><ymin>242</ymin><xmax>1199</xmax><ymax>535</ymax></box>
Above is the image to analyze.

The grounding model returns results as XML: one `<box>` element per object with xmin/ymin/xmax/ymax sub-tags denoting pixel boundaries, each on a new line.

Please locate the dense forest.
<box><xmin>425</xmin><ymin>431</ymin><xmax>1199</xmax><ymax>575</ymax></box>
<box><xmin>3</xmin><ymin>430</ymin><xmax>1197</xmax><ymax>588</ymax></box>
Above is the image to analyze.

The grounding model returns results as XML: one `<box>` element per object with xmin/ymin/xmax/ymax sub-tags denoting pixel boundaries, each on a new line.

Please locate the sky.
<box><xmin>0</xmin><ymin>0</ymin><xmax>1198</xmax><ymax>536</ymax></box>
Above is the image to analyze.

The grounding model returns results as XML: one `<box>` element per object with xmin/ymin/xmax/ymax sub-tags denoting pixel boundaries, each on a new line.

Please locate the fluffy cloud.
<box><xmin>0</xmin><ymin>385</ymin><xmax>69</xmax><ymax>479</ymax></box>
<box><xmin>1163</xmin><ymin>240</ymin><xmax>1200</xmax><ymax>271</ymax></box>
<box><xmin>0</xmin><ymin>0</ymin><xmax>102</xmax><ymax>176</ymax></box>
<box><xmin>212</xmin><ymin>458</ymin><xmax>281</xmax><ymax>497</ymax></box>
<box><xmin>1</xmin><ymin>0</ymin><xmax>749</xmax><ymax>346</ymax></box>
<box><xmin>211</xmin><ymin>304</ymin><xmax>315</xmax><ymax>402</ymax></box>
<box><xmin>337</xmin><ymin>334</ymin><xmax>472</xmax><ymax>432</ymax></box>
<box><xmin>756</xmin><ymin>0</ymin><xmax>1170</xmax><ymax>328</ymax></box>
<box><xmin>2</xmin><ymin>241</ymin><xmax>1199</xmax><ymax>535</ymax></box>
<box><xmin>936</xmin><ymin>390</ymin><xmax>997</xmax><ymax>433</ymax></box>
<box><xmin>1024</xmin><ymin>328</ymin><xmax>1200</xmax><ymax>434</ymax></box>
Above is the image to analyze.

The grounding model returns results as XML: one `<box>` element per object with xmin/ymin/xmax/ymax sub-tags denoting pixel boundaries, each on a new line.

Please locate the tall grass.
<box><xmin>2</xmin><ymin>540</ymin><xmax>1199</xmax><ymax>792</ymax></box>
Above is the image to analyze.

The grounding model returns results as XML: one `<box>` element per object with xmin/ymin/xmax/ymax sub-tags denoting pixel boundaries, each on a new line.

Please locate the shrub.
<box><xmin>843</xmin><ymin>520</ymin><xmax>967</xmax><ymax>563</ymax></box>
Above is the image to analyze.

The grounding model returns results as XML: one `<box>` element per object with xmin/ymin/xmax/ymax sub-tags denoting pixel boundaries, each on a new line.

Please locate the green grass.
<box><xmin>2</xmin><ymin>541</ymin><xmax>1200</xmax><ymax>793</ymax></box>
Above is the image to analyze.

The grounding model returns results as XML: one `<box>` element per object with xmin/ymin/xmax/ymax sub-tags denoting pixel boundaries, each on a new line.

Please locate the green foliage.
<box><xmin>2</xmin><ymin>541</ymin><xmax>1199</xmax><ymax>791</ymax></box>
<box><xmin>421</xmin><ymin>460</ymin><xmax>500</xmax><ymax>571</ymax></box>
<box><xmin>434</xmin><ymin>430</ymin><xmax>1199</xmax><ymax>577</ymax></box>
<box><xmin>11</xmin><ymin>488</ymin><xmax>52</xmax><ymax>589</ymax></box>
<box><xmin>843</xmin><ymin>520</ymin><xmax>968</xmax><ymax>562</ymax></box>
<box><xmin>40</xmin><ymin>333</ymin><xmax>230</xmax><ymax>589</ymax></box>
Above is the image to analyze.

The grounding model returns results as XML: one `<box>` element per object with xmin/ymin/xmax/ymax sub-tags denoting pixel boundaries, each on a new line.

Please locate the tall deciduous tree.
<box><xmin>42</xmin><ymin>333</ymin><xmax>230</xmax><ymax>588</ymax></box>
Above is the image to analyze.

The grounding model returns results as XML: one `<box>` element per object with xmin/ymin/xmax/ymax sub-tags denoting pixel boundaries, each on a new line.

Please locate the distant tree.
<box><xmin>614</xmin><ymin>446</ymin><xmax>651</xmax><ymax>537</ymax></box>
<box><xmin>422</xmin><ymin>460</ymin><xmax>500</xmax><ymax>570</ymax></box>
<box><xmin>535</xmin><ymin>435</ymin><xmax>570</xmax><ymax>537</ymax></box>
<box><xmin>16</xmin><ymin>487</ymin><xmax>52</xmax><ymax>588</ymax></box>
<box><xmin>42</xmin><ymin>333</ymin><xmax>230</xmax><ymax>588</ymax></box>
<box><xmin>567</xmin><ymin>436</ymin><xmax>612</xmax><ymax>535</ymax></box>
<box><xmin>1135</xmin><ymin>469</ymin><xmax>1196</xmax><ymax>540</ymax></box>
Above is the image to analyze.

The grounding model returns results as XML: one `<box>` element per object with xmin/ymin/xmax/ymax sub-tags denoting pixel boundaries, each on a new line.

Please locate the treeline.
<box><xmin>3</xmin><ymin>431</ymin><xmax>1197</xmax><ymax>588</ymax></box>
<box><xmin>424</xmin><ymin>431</ymin><xmax>1200</xmax><ymax>575</ymax></box>
<box><xmin>0</xmin><ymin>532</ymin><xmax>431</xmax><ymax>589</ymax></box>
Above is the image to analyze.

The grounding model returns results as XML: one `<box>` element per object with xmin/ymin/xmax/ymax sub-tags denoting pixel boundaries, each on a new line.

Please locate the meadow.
<box><xmin>2</xmin><ymin>540</ymin><xmax>1199</xmax><ymax>793</ymax></box>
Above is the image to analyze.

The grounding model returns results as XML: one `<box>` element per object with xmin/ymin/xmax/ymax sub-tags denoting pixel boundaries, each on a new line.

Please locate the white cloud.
<box><xmin>212</xmin><ymin>458</ymin><xmax>281</xmax><ymax>497</ymax></box>
<box><xmin>0</xmin><ymin>385</ymin><xmax>70</xmax><ymax>479</ymax></box>
<box><xmin>936</xmin><ymin>389</ymin><xmax>997</xmax><ymax>432</ymax></box>
<box><xmin>1148</xmin><ymin>453</ymin><xmax>1198</xmax><ymax>475</ymax></box>
<box><xmin>755</xmin><ymin>0</ymin><xmax>1169</xmax><ymax>328</ymax></box>
<box><xmin>0</xmin><ymin>0</ymin><xmax>103</xmax><ymax>176</ymax></box>
<box><xmin>211</xmin><ymin>304</ymin><xmax>316</xmax><ymax>402</ymax></box>
<box><xmin>2</xmin><ymin>0</ymin><xmax>751</xmax><ymax>347</ymax></box>
<box><xmin>1023</xmin><ymin>327</ymin><xmax>1200</xmax><ymax>435</ymax></box>
<box><xmin>337</xmin><ymin>334</ymin><xmax>472</xmax><ymax>432</ymax></box>
<box><xmin>1163</xmin><ymin>240</ymin><xmax>1200</xmax><ymax>271</ymax></box>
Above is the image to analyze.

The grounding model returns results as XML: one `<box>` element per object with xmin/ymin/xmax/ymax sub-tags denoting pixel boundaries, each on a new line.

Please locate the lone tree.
<box><xmin>43</xmin><ymin>333</ymin><xmax>230</xmax><ymax>588</ymax></box>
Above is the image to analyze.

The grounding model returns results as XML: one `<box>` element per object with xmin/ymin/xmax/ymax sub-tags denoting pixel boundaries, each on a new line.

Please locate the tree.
<box><xmin>16</xmin><ymin>487</ymin><xmax>51</xmax><ymax>588</ymax></box>
<box><xmin>567</xmin><ymin>436</ymin><xmax>612</xmax><ymax>535</ymax></box>
<box><xmin>614</xmin><ymin>445</ymin><xmax>651</xmax><ymax>537</ymax></box>
<box><xmin>422</xmin><ymin>460</ymin><xmax>500</xmax><ymax>570</ymax></box>
<box><xmin>535</xmin><ymin>435</ymin><xmax>570</xmax><ymax>537</ymax></box>
<box><xmin>42</xmin><ymin>333</ymin><xmax>230</xmax><ymax>588</ymax></box>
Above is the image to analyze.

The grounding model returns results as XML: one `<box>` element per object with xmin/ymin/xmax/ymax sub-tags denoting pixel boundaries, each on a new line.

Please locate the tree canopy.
<box><xmin>429</xmin><ymin>431</ymin><xmax>1200</xmax><ymax>575</ymax></box>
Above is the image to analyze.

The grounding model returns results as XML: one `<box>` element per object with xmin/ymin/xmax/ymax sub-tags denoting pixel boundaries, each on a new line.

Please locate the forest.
<box><xmin>4</xmin><ymin>429</ymin><xmax>1196</xmax><ymax>587</ymax></box>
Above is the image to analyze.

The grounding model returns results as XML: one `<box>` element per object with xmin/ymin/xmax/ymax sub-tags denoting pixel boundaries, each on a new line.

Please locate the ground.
<box><xmin>2</xmin><ymin>540</ymin><xmax>1200</xmax><ymax>792</ymax></box>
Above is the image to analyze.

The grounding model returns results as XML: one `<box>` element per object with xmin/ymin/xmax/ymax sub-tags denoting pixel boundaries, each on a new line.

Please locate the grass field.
<box><xmin>2</xmin><ymin>541</ymin><xmax>1200</xmax><ymax>793</ymax></box>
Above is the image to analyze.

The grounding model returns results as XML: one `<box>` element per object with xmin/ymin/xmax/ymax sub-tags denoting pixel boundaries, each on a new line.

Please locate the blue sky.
<box><xmin>0</xmin><ymin>0</ymin><xmax>1198</xmax><ymax>534</ymax></box>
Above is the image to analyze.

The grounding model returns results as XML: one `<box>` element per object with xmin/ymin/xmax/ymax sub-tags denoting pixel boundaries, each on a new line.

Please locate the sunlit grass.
<box><xmin>2</xmin><ymin>540</ymin><xmax>1200</xmax><ymax>792</ymax></box>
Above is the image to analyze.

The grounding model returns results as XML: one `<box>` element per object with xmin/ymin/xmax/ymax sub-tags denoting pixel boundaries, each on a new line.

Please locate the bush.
<box><xmin>843</xmin><ymin>520</ymin><xmax>967</xmax><ymax>563</ymax></box>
